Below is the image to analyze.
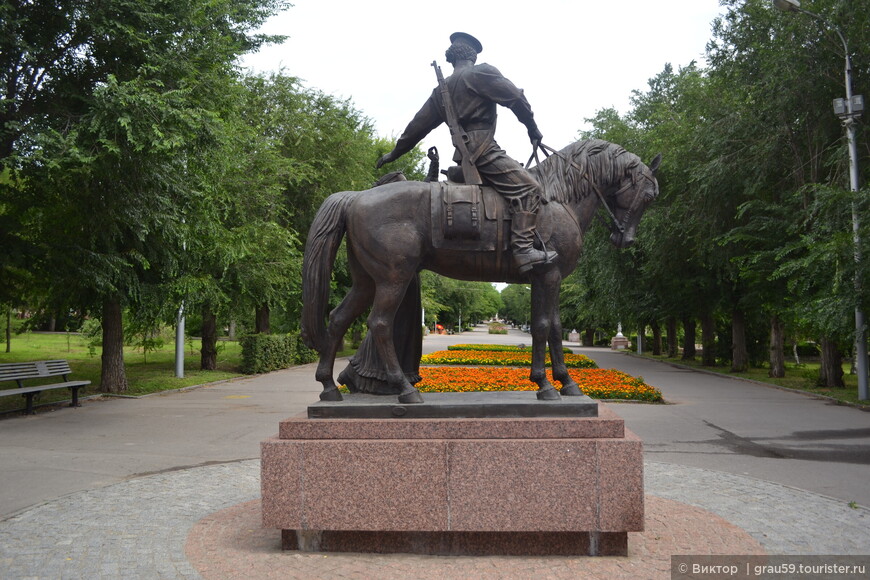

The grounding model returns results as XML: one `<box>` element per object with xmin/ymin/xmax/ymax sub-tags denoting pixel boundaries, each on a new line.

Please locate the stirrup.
<box><xmin>515</xmin><ymin>248</ymin><xmax>557</xmax><ymax>274</ymax></box>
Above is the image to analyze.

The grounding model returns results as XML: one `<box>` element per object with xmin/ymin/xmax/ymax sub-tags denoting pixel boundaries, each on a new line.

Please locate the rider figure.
<box><xmin>377</xmin><ymin>32</ymin><xmax>557</xmax><ymax>274</ymax></box>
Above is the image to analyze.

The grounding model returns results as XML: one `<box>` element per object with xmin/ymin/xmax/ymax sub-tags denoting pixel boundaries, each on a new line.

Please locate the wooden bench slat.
<box><xmin>0</xmin><ymin>360</ymin><xmax>89</xmax><ymax>414</ymax></box>
<box><xmin>0</xmin><ymin>360</ymin><xmax>73</xmax><ymax>377</ymax></box>
<box><xmin>0</xmin><ymin>381</ymin><xmax>91</xmax><ymax>396</ymax></box>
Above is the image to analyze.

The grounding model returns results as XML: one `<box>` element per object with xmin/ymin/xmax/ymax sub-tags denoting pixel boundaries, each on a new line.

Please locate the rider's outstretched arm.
<box><xmin>378</xmin><ymin>94</ymin><xmax>443</xmax><ymax>167</ymax></box>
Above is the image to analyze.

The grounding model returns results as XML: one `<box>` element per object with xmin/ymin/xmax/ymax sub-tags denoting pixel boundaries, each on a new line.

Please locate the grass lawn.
<box><xmin>0</xmin><ymin>332</ymin><xmax>244</xmax><ymax>414</ymax></box>
<box><xmin>639</xmin><ymin>354</ymin><xmax>868</xmax><ymax>407</ymax></box>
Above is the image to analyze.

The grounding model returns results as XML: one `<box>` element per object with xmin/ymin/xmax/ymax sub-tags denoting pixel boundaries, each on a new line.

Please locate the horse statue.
<box><xmin>301</xmin><ymin>138</ymin><xmax>661</xmax><ymax>404</ymax></box>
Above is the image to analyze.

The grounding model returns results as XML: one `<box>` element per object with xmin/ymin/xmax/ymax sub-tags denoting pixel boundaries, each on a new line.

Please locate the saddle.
<box><xmin>431</xmin><ymin>181</ymin><xmax>503</xmax><ymax>250</ymax></box>
<box><xmin>429</xmin><ymin>181</ymin><xmax>553</xmax><ymax>275</ymax></box>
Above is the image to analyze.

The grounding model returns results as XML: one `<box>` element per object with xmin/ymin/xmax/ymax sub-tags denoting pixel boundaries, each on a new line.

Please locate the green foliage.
<box><xmin>80</xmin><ymin>319</ymin><xmax>103</xmax><ymax>358</ymax></box>
<box><xmin>421</xmin><ymin>273</ymin><xmax>502</xmax><ymax>328</ymax></box>
<box><xmin>239</xmin><ymin>333</ymin><xmax>317</xmax><ymax>374</ymax></box>
<box><xmin>561</xmin><ymin>0</ymin><xmax>870</xmax><ymax>378</ymax></box>
<box><xmin>500</xmin><ymin>284</ymin><xmax>531</xmax><ymax>326</ymax></box>
<box><xmin>0</xmin><ymin>0</ymin><xmax>291</xmax><ymax>391</ymax></box>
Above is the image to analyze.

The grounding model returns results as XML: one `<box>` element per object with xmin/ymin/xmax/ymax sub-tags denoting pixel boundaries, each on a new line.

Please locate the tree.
<box><xmin>568</xmin><ymin>0</ymin><xmax>869</xmax><ymax>382</ymax></box>
<box><xmin>707</xmin><ymin>0</ymin><xmax>870</xmax><ymax>382</ymax></box>
<box><xmin>1</xmin><ymin>0</ymin><xmax>288</xmax><ymax>391</ymax></box>
<box><xmin>421</xmin><ymin>275</ymin><xmax>502</xmax><ymax>330</ymax></box>
<box><xmin>500</xmin><ymin>284</ymin><xmax>531</xmax><ymax>327</ymax></box>
<box><xmin>226</xmin><ymin>73</ymin><xmax>427</xmax><ymax>337</ymax></box>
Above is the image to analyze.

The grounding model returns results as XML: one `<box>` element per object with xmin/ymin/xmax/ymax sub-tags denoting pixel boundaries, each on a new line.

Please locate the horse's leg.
<box><xmin>529</xmin><ymin>268</ymin><xmax>560</xmax><ymax>400</ymax></box>
<box><xmin>368</xmin><ymin>279</ymin><xmax>424</xmax><ymax>404</ymax></box>
<box><xmin>547</xmin><ymin>290</ymin><xmax>583</xmax><ymax>396</ymax></box>
<box><xmin>314</xmin><ymin>278</ymin><xmax>375</xmax><ymax>401</ymax></box>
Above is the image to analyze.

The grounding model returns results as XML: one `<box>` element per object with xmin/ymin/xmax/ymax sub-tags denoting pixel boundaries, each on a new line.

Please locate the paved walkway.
<box><xmin>1</xmin><ymin>460</ymin><xmax>866</xmax><ymax>578</ymax></box>
<box><xmin>1</xmin><ymin>326</ymin><xmax>868</xmax><ymax>578</ymax></box>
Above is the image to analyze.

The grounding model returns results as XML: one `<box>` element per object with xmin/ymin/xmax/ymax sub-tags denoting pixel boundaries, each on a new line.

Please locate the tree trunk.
<box><xmin>700</xmin><ymin>311</ymin><xmax>716</xmax><ymax>366</ymax></box>
<box><xmin>731</xmin><ymin>308</ymin><xmax>748</xmax><ymax>372</ymax></box>
<box><xmin>255</xmin><ymin>304</ymin><xmax>270</xmax><ymax>334</ymax></box>
<box><xmin>666</xmin><ymin>316</ymin><xmax>678</xmax><ymax>358</ymax></box>
<box><xmin>6</xmin><ymin>305</ymin><xmax>11</xmax><ymax>353</ymax></box>
<box><xmin>201</xmin><ymin>308</ymin><xmax>218</xmax><ymax>371</ymax></box>
<box><xmin>651</xmin><ymin>320</ymin><xmax>662</xmax><ymax>356</ymax></box>
<box><xmin>819</xmin><ymin>336</ymin><xmax>845</xmax><ymax>388</ymax></box>
<box><xmin>100</xmin><ymin>297</ymin><xmax>128</xmax><ymax>393</ymax></box>
<box><xmin>584</xmin><ymin>327</ymin><xmax>595</xmax><ymax>347</ymax></box>
<box><xmin>228</xmin><ymin>319</ymin><xmax>237</xmax><ymax>341</ymax></box>
<box><xmin>682</xmin><ymin>316</ymin><xmax>696</xmax><ymax>360</ymax></box>
<box><xmin>769</xmin><ymin>315</ymin><xmax>786</xmax><ymax>378</ymax></box>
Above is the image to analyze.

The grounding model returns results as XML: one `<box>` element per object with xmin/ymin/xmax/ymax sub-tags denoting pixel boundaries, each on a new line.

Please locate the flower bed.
<box><xmin>421</xmin><ymin>349</ymin><xmax>596</xmax><ymax>369</ymax></box>
<box><xmin>416</xmin><ymin>366</ymin><xmax>662</xmax><ymax>402</ymax></box>
<box><xmin>447</xmin><ymin>343</ymin><xmax>573</xmax><ymax>354</ymax></box>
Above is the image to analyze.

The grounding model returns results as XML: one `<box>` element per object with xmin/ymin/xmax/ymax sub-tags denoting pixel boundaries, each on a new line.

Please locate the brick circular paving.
<box><xmin>1</xmin><ymin>460</ymin><xmax>867</xmax><ymax>579</ymax></box>
<box><xmin>185</xmin><ymin>496</ymin><xmax>763</xmax><ymax>580</ymax></box>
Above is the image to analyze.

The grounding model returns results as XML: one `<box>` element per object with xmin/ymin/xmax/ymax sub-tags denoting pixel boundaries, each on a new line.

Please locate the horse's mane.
<box><xmin>530</xmin><ymin>139</ymin><xmax>642</xmax><ymax>204</ymax></box>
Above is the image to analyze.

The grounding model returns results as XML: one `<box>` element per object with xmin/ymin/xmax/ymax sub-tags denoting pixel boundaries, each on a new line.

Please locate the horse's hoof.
<box><xmin>398</xmin><ymin>389</ymin><xmax>424</xmax><ymax>404</ymax></box>
<box><xmin>560</xmin><ymin>384</ymin><xmax>584</xmax><ymax>396</ymax></box>
<box><xmin>536</xmin><ymin>387</ymin><xmax>560</xmax><ymax>401</ymax></box>
<box><xmin>320</xmin><ymin>388</ymin><xmax>343</xmax><ymax>402</ymax></box>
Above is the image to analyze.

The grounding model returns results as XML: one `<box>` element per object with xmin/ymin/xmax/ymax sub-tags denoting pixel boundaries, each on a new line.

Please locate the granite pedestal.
<box><xmin>261</xmin><ymin>394</ymin><xmax>643</xmax><ymax>556</ymax></box>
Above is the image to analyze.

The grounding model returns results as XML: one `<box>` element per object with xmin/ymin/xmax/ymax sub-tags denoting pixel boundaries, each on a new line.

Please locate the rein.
<box><xmin>591</xmin><ymin>180</ymin><xmax>627</xmax><ymax>234</ymax></box>
<box><xmin>526</xmin><ymin>141</ymin><xmax>563</xmax><ymax>168</ymax></box>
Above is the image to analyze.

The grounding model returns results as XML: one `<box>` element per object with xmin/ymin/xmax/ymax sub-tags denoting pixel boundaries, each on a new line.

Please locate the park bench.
<box><xmin>0</xmin><ymin>360</ymin><xmax>90</xmax><ymax>415</ymax></box>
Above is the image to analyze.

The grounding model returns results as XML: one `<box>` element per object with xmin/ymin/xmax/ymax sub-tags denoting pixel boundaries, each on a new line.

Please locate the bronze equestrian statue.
<box><xmin>301</xmin><ymin>34</ymin><xmax>661</xmax><ymax>404</ymax></box>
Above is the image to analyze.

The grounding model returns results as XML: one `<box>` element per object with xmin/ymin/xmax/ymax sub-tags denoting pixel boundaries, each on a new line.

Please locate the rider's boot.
<box><xmin>511</xmin><ymin>210</ymin><xmax>558</xmax><ymax>274</ymax></box>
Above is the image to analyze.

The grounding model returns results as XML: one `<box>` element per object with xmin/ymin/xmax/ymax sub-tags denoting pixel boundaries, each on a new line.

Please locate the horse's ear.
<box><xmin>648</xmin><ymin>153</ymin><xmax>662</xmax><ymax>175</ymax></box>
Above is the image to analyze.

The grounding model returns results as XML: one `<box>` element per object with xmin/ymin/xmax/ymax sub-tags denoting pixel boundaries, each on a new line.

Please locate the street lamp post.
<box><xmin>773</xmin><ymin>0</ymin><xmax>868</xmax><ymax>401</ymax></box>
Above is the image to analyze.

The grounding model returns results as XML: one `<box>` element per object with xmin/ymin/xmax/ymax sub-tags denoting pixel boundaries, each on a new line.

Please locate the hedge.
<box><xmin>240</xmin><ymin>333</ymin><xmax>318</xmax><ymax>374</ymax></box>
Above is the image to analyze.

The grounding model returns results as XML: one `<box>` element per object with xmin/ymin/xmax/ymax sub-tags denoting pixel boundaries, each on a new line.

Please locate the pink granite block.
<box><xmin>300</xmin><ymin>440</ymin><xmax>450</xmax><ymax>531</ymax></box>
<box><xmin>260</xmin><ymin>437</ymin><xmax>304</xmax><ymax>529</ymax></box>
<box><xmin>595</xmin><ymin>531</ymin><xmax>629</xmax><ymax>555</ymax></box>
<box><xmin>278</xmin><ymin>411</ymin><xmax>624</xmax><ymax>441</ymax></box>
<box><xmin>447</xmin><ymin>439</ymin><xmax>599</xmax><ymax>531</ymax></box>
<box><xmin>262</xmin><ymin>405</ymin><xmax>644</xmax><ymax>553</ymax></box>
<box><xmin>597</xmin><ymin>429</ymin><xmax>644</xmax><ymax>531</ymax></box>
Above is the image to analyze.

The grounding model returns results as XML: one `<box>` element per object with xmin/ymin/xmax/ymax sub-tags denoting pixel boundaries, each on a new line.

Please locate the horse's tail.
<box><xmin>301</xmin><ymin>190</ymin><xmax>359</xmax><ymax>352</ymax></box>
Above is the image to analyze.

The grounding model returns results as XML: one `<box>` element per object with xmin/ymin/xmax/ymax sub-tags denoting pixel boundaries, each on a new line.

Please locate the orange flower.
<box><xmin>415</xmin><ymin>366</ymin><xmax>662</xmax><ymax>402</ymax></box>
<box><xmin>421</xmin><ymin>350</ymin><xmax>596</xmax><ymax>369</ymax></box>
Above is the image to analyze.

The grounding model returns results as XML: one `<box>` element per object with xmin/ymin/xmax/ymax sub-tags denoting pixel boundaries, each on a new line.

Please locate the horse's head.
<box><xmin>605</xmin><ymin>153</ymin><xmax>661</xmax><ymax>248</ymax></box>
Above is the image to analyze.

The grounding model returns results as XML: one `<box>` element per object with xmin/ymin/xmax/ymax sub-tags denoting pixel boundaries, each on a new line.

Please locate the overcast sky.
<box><xmin>240</xmin><ymin>0</ymin><xmax>725</xmax><ymax>168</ymax></box>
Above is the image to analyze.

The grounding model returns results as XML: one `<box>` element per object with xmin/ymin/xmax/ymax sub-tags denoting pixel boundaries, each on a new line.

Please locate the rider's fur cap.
<box><xmin>449</xmin><ymin>32</ymin><xmax>482</xmax><ymax>54</ymax></box>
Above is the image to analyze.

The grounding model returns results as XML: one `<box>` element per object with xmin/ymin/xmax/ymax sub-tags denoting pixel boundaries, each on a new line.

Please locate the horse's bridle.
<box><xmin>588</xmin><ymin>165</ymin><xmax>657</xmax><ymax>236</ymax></box>
<box><xmin>528</xmin><ymin>142</ymin><xmax>656</xmax><ymax>237</ymax></box>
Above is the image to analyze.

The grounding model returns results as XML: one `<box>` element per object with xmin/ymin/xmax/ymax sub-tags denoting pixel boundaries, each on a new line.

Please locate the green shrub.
<box><xmin>240</xmin><ymin>333</ymin><xmax>317</xmax><ymax>374</ymax></box>
<box><xmin>291</xmin><ymin>335</ymin><xmax>318</xmax><ymax>365</ymax></box>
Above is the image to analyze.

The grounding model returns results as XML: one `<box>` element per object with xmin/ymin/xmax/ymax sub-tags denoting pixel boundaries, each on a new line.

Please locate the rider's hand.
<box><xmin>528</xmin><ymin>126</ymin><xmax>543</xmax><ymax>145</ymax></box>
<box><xmin>376</xmin><ymin>151</ymin><xmax>397</xmax><ymax>169</ymax></box>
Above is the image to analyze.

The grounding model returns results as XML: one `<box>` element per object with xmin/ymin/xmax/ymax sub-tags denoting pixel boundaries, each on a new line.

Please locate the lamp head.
<box><xmin>772</xmin><ymin>0</ymin><xmax>801</xmax><ymax>12</ymax></box>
